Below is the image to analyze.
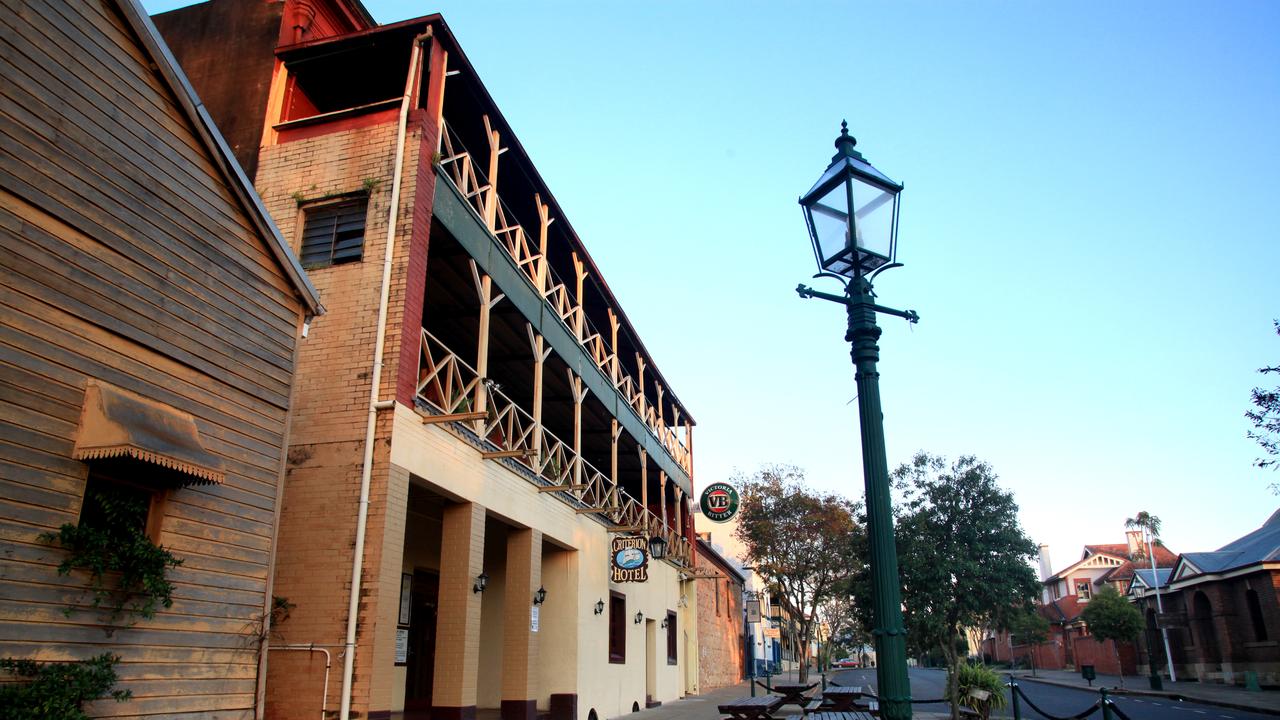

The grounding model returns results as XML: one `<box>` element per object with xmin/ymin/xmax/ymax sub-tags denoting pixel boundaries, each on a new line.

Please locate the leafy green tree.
<box><xmin>1247</xmin><ymin>320</ymin><xmax>1279</xmax><ymax>479</ymax></box>
<box><xmin>1080</xmin><ymin>586</ymin><xmax>1144</xmax><ymax>688</ymax></box>
<box><xmin>856</xmin><ymin>453</ymin><xmax>1038</xmax><ymax>720</ymax></box>
<box><xmin>733</xmin><ymin>464</ymin><xmax>860</xmax><ymax>682</ymax></box>
<box><xmin>1007</xmin><ymin>607</ymin><xmax>1050</xmax><ymax>676</ymax></box>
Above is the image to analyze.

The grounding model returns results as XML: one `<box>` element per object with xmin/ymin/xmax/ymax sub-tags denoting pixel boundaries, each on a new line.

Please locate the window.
<box><xmin>1075</xmin><ymin>579</ymin><xmax>1092</xmax><ymax>600</ymax></box>
<box><xmin>80</xmin><ymin>472</ymin><xmax>166</xmax><ymax>544</ymax></box>
<box><xmin>666</xmin><ymin>611</ymin><xmax>677</xmax><ymax>665</ymax></box>
<box><xmin>1247</xmin><ymin>588</ymin><xmax>1269</xmax><ymax>641</ymax></box>
<box><xmin>715</xmin><ymin>580</ymin><xmax>720</xmax><ymax>615</ymax></box>
<box><xmin>608</xmin><ymin>592</ymin><xmax>626</xmax><ymax>664</ymax></box>
<box><xmin>300</xmin><ymin>197</ymin><xmax>368</xmax><ymax>268</ymax></box>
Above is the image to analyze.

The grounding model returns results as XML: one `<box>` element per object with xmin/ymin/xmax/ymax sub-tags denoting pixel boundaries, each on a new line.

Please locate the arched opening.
<box><xmin>1247</xmin><ymin>588</ymin><xmax>1269</xmax><ymax>641</ymax></box>
<box><xmin>632</xmin><ymin>701</ymin><xmax>641</xmax><ymax>712</ymax></box>
<box><xmin>588</xmin><ymin>711</ymin><xmax>598</xmax><ymax>720</ymax></box>
<box><xmin>1145</xmin><ymin>608</ymin><xmax>1164</xmax><ymax>673</ymax></box>
<box><xmin>1192</xmin><ymin>591</ymin><xmax>1220</xmax><ymax>665</ymax></box>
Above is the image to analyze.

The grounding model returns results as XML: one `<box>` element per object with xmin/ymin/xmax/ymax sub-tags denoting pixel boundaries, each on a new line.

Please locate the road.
<box><xmin>826</xmin><ymin>667</ymin><xmax>1275</xmax><ymax>720</ymax></box>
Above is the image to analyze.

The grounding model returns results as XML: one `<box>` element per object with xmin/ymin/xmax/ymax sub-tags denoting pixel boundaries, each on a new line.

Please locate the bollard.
<box><xmin>1100</xmin><ymin>687</ymin><xmax>1115</xmax><ymax>720</ymax></box>
<box><xmin>766</xmin><ymin>672</ymin><xmax>772</xmax><ymax>693</ymax></box>
<box><xmin>821</xmin><ymin>672</ymin><xmax>827</xmax><ymax>691</ymax></box>
<box><xmin>1007</xmin><ymin>676</ymin><xmax>1022</xmax><ymax>720</ymax></box>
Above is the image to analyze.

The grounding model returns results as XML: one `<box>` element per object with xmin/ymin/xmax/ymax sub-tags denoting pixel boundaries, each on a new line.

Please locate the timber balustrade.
<box><xmin>417</xmin><ymin>329</ymin><xmax>692</xmax><ymax>567</ymax></box>
<box><xmin>437</xmin><ymin>120</ymin><xmax>692</xmax><ymax>477</ymax></box>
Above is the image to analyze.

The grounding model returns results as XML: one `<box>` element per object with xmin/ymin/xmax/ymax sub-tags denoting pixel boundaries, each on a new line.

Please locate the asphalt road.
<box><xmin>826</xmin><ymin>667</ymin><xmax>1275</xmax><ymax>720</ymax></box>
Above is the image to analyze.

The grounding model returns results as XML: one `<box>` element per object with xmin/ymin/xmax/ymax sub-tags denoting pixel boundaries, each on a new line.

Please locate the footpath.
<box><xmin>628</xmin><ymin>670</ymin><xmax>952</xmax><ymax>720</ymax></box>
<box><xmin>1009</xmin><ymin>668</ymin><xmax>1280</xmax><ymax>716</ymax></box>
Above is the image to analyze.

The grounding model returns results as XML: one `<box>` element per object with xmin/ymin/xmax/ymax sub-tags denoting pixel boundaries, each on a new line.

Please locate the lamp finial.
<box><xmin>834</xmin><ymin>121</ymin><xmax>860</xmax><ymax>159</ymax></box>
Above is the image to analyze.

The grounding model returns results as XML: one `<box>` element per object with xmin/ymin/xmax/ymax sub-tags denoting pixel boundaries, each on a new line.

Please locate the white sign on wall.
<box><xmin>395</xmin><ymin>627</ymin><xmax>409</xmax><ymax>664</ymax></box>
<box><xmin>531</xmin><ymin>606</ymin><xmax>540</xmax><ymax>632</ymax></box>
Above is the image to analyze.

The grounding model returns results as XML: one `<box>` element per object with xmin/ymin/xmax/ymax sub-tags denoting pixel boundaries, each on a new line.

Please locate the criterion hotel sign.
<box><xmin>610</xmin><ymin>535</ymin><xmax>649</xmax><ymax>583</ymax></box>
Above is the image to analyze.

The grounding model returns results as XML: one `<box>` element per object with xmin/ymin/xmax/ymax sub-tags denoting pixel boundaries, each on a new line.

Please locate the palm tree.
<box><xmin>1125</xmin><ymin>511</ymin><xmax>1176</xmax><ymax>682</ymax></box>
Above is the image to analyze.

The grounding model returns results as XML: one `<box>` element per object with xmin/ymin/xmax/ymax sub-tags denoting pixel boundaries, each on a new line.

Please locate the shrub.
<box><xmin>0</xmin><ymin>653</ymin><xmax>130</xmax><ymax>720</ymax></box>
<box><xmin>948</xmin><ymin>662</ymin><xmax>1007</xmax><ymax>719</ymax></box>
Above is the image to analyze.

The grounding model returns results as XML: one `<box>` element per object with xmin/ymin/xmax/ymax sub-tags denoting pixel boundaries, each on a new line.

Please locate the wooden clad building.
<box><xmin>0</xmin><ymin>0</ymin><xmax>322</xmax><ymax>717</ymax></box>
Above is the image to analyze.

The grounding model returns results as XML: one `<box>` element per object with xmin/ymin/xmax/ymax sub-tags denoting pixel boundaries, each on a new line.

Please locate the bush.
<box><xmin>948</xmin><ymin>662</ymin><xmax>1007</xmax><ymax>720</ymax></box>
<box><xmin>0</xmin><ymin>653</ymin><xmax>130</xmax><ymax>720</ymax></box>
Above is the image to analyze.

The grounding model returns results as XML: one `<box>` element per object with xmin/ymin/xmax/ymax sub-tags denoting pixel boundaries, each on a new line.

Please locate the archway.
<box><xmin>1191</xmin><ymin>592</ymin><xmax>1220</xmax><ymax>665</ymax></box>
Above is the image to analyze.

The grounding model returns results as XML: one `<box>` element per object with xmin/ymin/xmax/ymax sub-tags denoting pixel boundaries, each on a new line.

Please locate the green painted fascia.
<box><xmin>432</xmin><ymin>174</ymin><xmax>693</xmax><ymax>496</ymax></box>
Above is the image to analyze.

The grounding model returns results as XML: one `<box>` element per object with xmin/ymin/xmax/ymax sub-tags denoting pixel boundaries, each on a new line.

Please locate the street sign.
<box><xmin>746</xmin><ymin>599</ymin><xmax>761</xmax><ymax>623</ymax></box>
<box><xmin>700</xmin><ymin>482</ymin><xmax>740</xmax><ymax>523</ymax></box>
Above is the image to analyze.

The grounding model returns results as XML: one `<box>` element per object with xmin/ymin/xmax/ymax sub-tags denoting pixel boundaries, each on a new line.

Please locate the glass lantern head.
<box><xmin>799</xmin><ymin>122</ymin><xmax>903</xmax><ymax>279</ymax></box>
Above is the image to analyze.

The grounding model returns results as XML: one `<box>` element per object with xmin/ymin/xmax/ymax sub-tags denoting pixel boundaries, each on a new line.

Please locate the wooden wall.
<box><xmin>0</xmin><ymin>0</ymin><xmax>306</xmax><ymax>716</ymax></box>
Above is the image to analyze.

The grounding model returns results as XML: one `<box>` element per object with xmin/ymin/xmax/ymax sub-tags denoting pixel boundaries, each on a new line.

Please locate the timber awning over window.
<box><xmin>72</xmin><ymin>380</ymin><xmax>224</xmax><ymax>485</ymax></box>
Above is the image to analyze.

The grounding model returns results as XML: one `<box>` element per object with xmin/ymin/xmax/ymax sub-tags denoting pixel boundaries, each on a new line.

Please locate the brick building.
<box><xmin>693</xmin><ymin>535</ymin><xmax>746</xmax><ymax>691</ymax></box>
<box><xmin>154</xmin><ymin>1</ymin><xmax>701</xmax><ymax>718</ymax></box>
<box><xmin>1133</xmin><ymin>509</ymin><xmax>1280</xmax><ymax>686</ymax></box>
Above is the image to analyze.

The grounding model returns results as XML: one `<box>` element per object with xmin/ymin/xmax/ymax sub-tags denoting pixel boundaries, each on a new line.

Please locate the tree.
<box><xmin>1080</xmin><ymin>586</ymin><xmax>1143</xmax><ymax>688</ymax></box>
<box><xmin>1124</xmin><ymin>511</ymin><xmax>1162</xmax><ymax>557</ymax></box>
<box><xmin>733</xmin><ymin>465</ymin><xmax>860</xmax><ymax>683</ymax></box>
<box><xmin>1007</xmin><ymin>607</ymin><xmax>1050</xmax><ymax>676</ymax></box>
<box><xmin>1247</xmin><ymin>320</ymin><xmax>1279</xmax><ymax>478</ymax></box>
<box><xmin>858</xmin><ymin>453</ymin><xmax>1039</xmax><ymax>720</ymax></box>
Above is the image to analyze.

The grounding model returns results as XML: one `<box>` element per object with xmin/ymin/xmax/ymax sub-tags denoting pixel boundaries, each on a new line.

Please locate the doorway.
<box><xmin>645</xmin><ymin>619</ymin><xmax>657</xmax><ymax>707</ymax></box>
<box><xmin>405</xmin><ymin>570</ymin><xmax>439</xmax><ymax>710</ymax></box>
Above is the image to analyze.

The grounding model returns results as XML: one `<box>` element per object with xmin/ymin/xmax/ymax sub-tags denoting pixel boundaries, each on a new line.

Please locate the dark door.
<box><xmin>405</xmin><ymin>570</ymin><xmax>439</xmax><ymax>710</ymax></box>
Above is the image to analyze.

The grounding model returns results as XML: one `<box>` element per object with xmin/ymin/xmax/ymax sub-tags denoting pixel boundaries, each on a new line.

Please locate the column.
<box><xmin>433</xmin><ymin>502</ymin><xmax>486</xmax><ymax>717</ymax></box>
<box><xmin>502</xmin><ymin>528</ymin><xmax>543</xmax><ymax>720</ymax></box>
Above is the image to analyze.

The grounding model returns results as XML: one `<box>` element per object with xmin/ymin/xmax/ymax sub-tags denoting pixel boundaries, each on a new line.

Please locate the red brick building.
<box><xmin>1133</xmin><ymin>509</ymin><xmax>1280</xmax><ymax>686</ymax></box>
<box><xmin>694</xmin><ymin>536</ymin><xmax>746</xmax><ymax>691</ymax></box>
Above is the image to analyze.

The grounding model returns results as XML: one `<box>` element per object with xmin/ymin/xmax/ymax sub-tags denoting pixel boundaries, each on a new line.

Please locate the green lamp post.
<box><xmin>797</xmin><ymin>121</ymin><xmax>917</xmax><ymax>720</ymax></box>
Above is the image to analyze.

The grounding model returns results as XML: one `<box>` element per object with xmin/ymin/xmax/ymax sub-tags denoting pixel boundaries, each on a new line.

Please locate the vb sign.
<box><xmin>610</xmin><ymin>535</ymin><xmax>649</xmax><ymax>583</ymax></box>
<box><xmin>700</xmin><ymin>482</ymin><xmax>740</xmax><ymax>523</ymax></box>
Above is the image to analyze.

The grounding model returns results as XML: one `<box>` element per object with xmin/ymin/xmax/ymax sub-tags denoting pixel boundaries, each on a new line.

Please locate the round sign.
<box><xmin>700</xmin><ymin>482</ymin><xmax>740</xmax><ymax>523</ymax></box>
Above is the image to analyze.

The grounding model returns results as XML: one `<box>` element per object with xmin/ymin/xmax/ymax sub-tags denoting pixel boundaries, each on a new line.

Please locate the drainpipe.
<box><xmin>337</xmin><ymin>31</ymin><xmax>429</xmax><ymax>720</ymax></box>
<box><xmin>269</xmin><ymin>644</ymin><xmax>333</xmax><ymax>720</ymax></box>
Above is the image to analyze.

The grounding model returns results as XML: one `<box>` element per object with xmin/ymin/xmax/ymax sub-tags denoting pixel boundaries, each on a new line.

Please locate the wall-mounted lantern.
<box><xmin>473</xmin><ymin>572</ymin><xmax>488</xmax><ymax>594</ymax></box>
<box><xmin>533</xmin><ymin>586</ymin><xmax>547</xmax><ymax>606</ymax></box>
<box><xmin>634</xmin><ymin>611</ymin><xmax>644</xmax><ymax>625</ymax></box>
<box><xmin>594</xmin><ymin>598</ymin><xmax>605</xmax><ymax>615</ymax></box>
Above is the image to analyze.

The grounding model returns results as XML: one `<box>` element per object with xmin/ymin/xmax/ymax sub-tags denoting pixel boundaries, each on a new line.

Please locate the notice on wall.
<box><xmin>746</xmin><ymin>599</ymin><xmax>761</xmax><ymax>623</ymax></box>
<box><xmin>395</xmin><ymin>627</ymin><xmax>409</xmax><ymax>665</ymax></box>
<box><xmin>531</xmin><ymin>605</ymin><xmax>540</xmax><ymax>633</ymax></box>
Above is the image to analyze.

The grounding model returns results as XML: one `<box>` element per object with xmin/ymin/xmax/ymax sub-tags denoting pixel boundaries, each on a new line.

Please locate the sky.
<box><xmin>146</xmin><ymin>0</ymin><xmax>1280</xmax><ymax>574</ymax></box>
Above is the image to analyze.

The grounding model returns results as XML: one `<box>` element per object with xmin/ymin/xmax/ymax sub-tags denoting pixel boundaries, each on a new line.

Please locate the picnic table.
<box><xmin>769</xmin><ymin>682</ymin><xmax>819</xmax><ymax>707</ymax></box>
<box><xmin>818</xmin><ymin>686</ymin><xmax>864</xmax><ymax>711</ymax></box>
<box><xmin>783</xmin><ymin>707</ymin><xmax>875</xmax><ymax>712</ymax></box>
<box><xmin>719</xmin><ymin>695</ymin><xmax>784</xmax><ymax>720</ymax></box>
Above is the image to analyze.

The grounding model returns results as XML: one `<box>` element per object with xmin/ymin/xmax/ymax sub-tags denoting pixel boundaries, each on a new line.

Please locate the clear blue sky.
<box><xmin>148</xmin><ymin>0</ymin><xmax>1279</xmax><ymax>569</ymax></box>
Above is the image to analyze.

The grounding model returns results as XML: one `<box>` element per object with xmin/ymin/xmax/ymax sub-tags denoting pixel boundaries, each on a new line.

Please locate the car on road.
<box><xmin>833</xmin><ymin>658</ymin><xmax>860</xmax><ymax>668</ymax></box>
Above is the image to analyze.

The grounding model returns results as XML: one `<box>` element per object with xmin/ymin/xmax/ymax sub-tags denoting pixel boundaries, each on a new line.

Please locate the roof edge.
<box><xmin>117</xmin><ymin>0</ymin><xmax>324</xmax><ymax>316</ymax></box>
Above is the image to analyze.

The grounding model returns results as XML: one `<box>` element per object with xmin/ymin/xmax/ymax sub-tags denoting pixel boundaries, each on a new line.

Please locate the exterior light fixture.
<box><xmin>533</xmin><ymin>586</ymin><xmax>547</xmax><ymax>606</ymax></box>
<box><xmin>648</xmin><ymin>535</ymin><xmax>668</xmax><ymax>560</ymax></box>
<box><xmin>634</xmin><ymin>611</ymin><xmax>644</xmax><ymax>625</ymax></box>
<box><xmin>660</xmin><ymin>616</ymin><xmax>670</xmax><ymax>629</ymax></box>
<box><xmin>796</xmin><ymin>121</ymin><xmax>916</xmax><ymax>720</ymax></box>
<box><xmin>799</xmin><ymin>121</ymin><xmax>903</xmax><ymax>280</ymax></box>
<box><xmin>594</xmin><ymin>598</ymin><xmax>605</xmax><ymax>615</ymax></box>
<box><xmin>473</xmin><ymin>572</ymin><xmax>488</xmax><ymax>594</ymax></box>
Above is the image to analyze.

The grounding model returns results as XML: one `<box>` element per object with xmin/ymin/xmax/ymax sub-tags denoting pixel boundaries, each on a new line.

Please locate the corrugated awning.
<box><xmin>72</xmin><ymin>380</ymin><xmax>224</xmax><ymax>485</ymax></box>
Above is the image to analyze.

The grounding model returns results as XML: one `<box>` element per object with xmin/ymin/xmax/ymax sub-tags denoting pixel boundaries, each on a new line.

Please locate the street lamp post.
<box><xmin>797</xmin><ymin>121</ymin><xmax>916</xmax><ymax>720</ymax></box>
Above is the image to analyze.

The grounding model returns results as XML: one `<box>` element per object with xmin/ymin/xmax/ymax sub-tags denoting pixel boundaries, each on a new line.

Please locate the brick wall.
<box><xmin>255</xmin><ymin>117</ymin><xmax>431</xmax><ymax>719</ymax></box>
<box><xmin>695</xmin><ymin>554</ymin><xmax>743</xmax><ymax>691</ymax></box>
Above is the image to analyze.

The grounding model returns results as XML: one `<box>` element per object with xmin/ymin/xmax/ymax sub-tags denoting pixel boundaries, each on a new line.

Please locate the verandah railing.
<box><xmin>436</xmin><ymin>120</ymin><xmax>691</xmax><ymax>476</ymax></box>
<box><xmin>416</xmin><ymin>329</ymin><xmax>693</xmax><ymax>568</ymax></box>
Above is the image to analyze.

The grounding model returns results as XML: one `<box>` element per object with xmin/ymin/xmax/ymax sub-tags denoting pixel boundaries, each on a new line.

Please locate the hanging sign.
<box><xmin>746</xmin><ymin>599</ymin><xmax>762</xmax><ymax>623</ymax></box>
<box><xmin>611</xmin><ymin>535</ymin><xmax>649</xmax><ymax>583</ymax></box>
<box><xmin>700</xmin><ymin>482</ymin><xmax>740</xmax><ymax>523</ymax></box>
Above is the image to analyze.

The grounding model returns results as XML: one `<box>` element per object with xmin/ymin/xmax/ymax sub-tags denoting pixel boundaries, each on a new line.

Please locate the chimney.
<box><xmin>1038</xmin><ymin>544</ymin><xmax>1053</xmax><ymax>581</ymax></box>
<box><xmin>1126</xmin><ymin>529</ymin><xmax>1144</xmax><ymax>558</ymax></box>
